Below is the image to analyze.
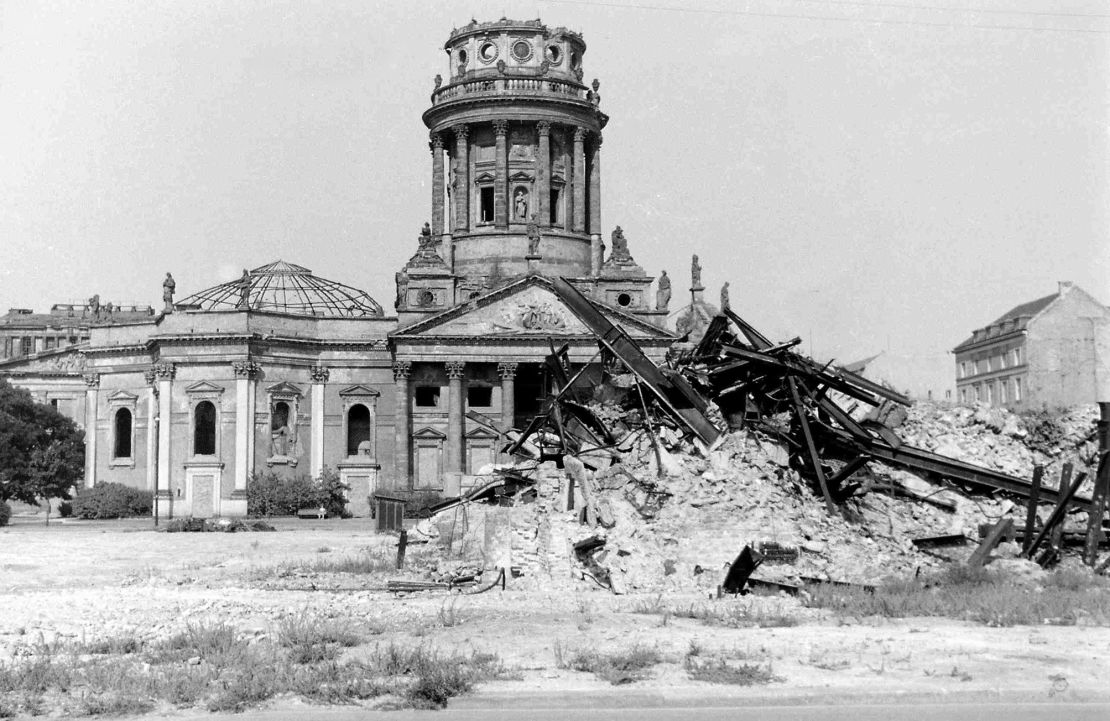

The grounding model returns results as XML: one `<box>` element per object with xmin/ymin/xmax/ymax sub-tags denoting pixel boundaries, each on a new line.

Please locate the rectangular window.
<box><xmin>550</xmin><ymin>187</ymin><xmax>562</xmax><ymax>225</ymax></box>
<box><xmin>414</xmin><ymin>386</ymin><xmax>441</xmax><ymax>408</ymax></box>
<box><xmin>20</xmin><ymin>337</ymin><xmax>31</xmax><ymax>356</ymax></box>
<box><xmin>1000</xmin><ymin>380</ymin><xmax>1008</xmax><ymax>403</ymax></box>
<box><xmin>960</xmin><ymin>388</ymin><xmax>968</xmax><ymax>404</ymax></box>
<box><xmin>974</xmin><ymin>385</ymin><xmax>981</xmax><ymax>402</ymax></box>
<box><xmin>1000</xmin><ymin>352</ymin><xmax>1008</xmax><ymax>369</ymax></box>
<box><xmin>986</xmin><ymin>383</ymin><xmax>993</xmax><ymax>404</ymax></box>
<box><xmin>1013</xmin><ymin>348</ymin><xmax>1021</xmax><ymax>366</ymax></box>
<box><xmin>467</xmin><ymin>386</ymin><xmax>493</xmax><ymax>407</ymax></box>
<box><xmin>1014</xmin><ymin>377</ymin><xmax>1022</xmax><ymax>401</ymax></box>
<box><xmin>958</xmin><ymin>362</ymin><xmax>966</xmax><ymax>379</ymax></box>
<box><xmin>479</xmin><ymin>187</ymin><xmax>495</xmax><ymax>223</ymax></box>
<box><xmin>45</xmin><ymin>337</ymin><xmax>56</xmax><ymax>350</ymax></box>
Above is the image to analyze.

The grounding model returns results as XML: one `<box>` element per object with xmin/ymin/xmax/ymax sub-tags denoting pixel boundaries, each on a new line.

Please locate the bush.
<box><xmin>246</xmin><ymin>468</ymin><xmax>349</xmax><ymax>518</ymax></box>
<box><xmin>57</xmin><ymin>501</ymin><xmax>72</xmax><ymax>518</ymax></box>
<box><xmin>0</xmin><ymin>501</ymin><xmax>10</xmax><ymax>527</ymax></box>
<box><xmin>69</xmin><ymin>483</ymin><xmax>152</xmax><ymax>519</ymax></box>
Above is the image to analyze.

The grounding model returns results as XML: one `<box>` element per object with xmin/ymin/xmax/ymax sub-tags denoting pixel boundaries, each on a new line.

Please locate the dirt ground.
<box><xmin>2</xmin><ymin>515</ymin><xmax>1109</xmax><ymax>711</ymax></box>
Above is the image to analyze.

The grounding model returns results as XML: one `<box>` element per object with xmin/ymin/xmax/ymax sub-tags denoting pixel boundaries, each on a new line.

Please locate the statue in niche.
<box><xmin>88</xmin><ymin>294</ymin><xmax>101</xmax><ymax>321</ymax></box>
<box><xmin>609</xmin><ymin>226</ymin><xmax>633</xmax><ymax>263</ymax></box>
<box><xmin>270</xmin><ymin>402</ymin><xmax>295</xmax><ymax>457</ymax></box>
<box><xmin>656</xmin><ymin>270</ymin><xmax>671</xmax><ymax>311</ymax></box>
<box><xmin>162</xmin><ymin>272</ymin><xmax>175</xmax><ymax>312</ymax></box>
<box><xmin>234</xmin><ymin>269</ymin><xmax>251</xmax><ymax>309</ymax></box>
<box><xmin>720</xmin><ymin>281</ymin><xmax>730</xmax><ymax>311</ymax></box>
<box><xmin>514</xmin><ymin>189</ymin><xmax>529</xmax><ymax>221</ymax></box>
<box><xmin>691</xmin><ymin>254</ymin><xmax>702</xmax><ymax>289</ymax></box>
<box><xmin>526</xmin><ymin>214</ymin><xmax>541</xmax><ymax>256</ymax></box>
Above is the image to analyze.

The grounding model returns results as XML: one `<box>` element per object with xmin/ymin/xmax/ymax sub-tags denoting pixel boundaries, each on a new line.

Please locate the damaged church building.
<box><xmin>0</xmin><ymin>19</ymin><xmax>693</xmax><ymax>519</ymax></box>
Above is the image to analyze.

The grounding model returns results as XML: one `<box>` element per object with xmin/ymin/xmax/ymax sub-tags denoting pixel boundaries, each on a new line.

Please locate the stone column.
<box><xmin>588</xmin><ymin>133</ymin><xmax>602</xmax><ymax>235</ymax></box>
<box><xmin>497</xmin><ymin>362</ymin><xmax>517</xmax><ymax>432</ymax></box>
<box><xmin>309</xmin><ymin>366</ymin><xmax>329</xmax><ymax>478</ymax></box>
<box><xmin>446</xmin><ymin>361</ymin><xmax>466</xmax><ymax>474</ymax></box>
<box><xmin>392</xmin><ymin>361</ymin><xmax>412</xmax><ymax>489</ymax></box>
<box><xmin>572</xmin><ymin>127</ymin><xmax>587</xmax><ymax>233</ymax></box>
<box><xmin>591</xmin><ymin>235</ymin><xmax>603</xmax><ymax>276</ymax></box>
<box><xmin>453</xmin><ymin>124</ymin><xmax>470</xmax><ymax>233</ymax></box>
<box><xmin>537</xmin><ymin>121</ymin><xmax>551</xmax><ymax>228</ymax></box>
<box><xmin>233</xmin><ymin>361</ymin><xmax>260</xmax><ymax>493</ymax></box>
<box><xmin>430</xmin><ymin>132</ymin><xmax>445</xmax><ymax>237</ymax></box>
<box><xmin>83</xmin><ymin>373</ymin><xmax>99</xmax><ymax>488</ymax></box>
<box><xmin>154</xmin><ymin>363</ymin><xmax>176</xmax><ymax>507</ymax></box>
<box><xmin>493</xmin><ymin>120</ymin><xmax>509</xmax><ymax>228</ymax></box>
<box><xmin>144</xmin><ymin>368</ymin><xmax>158</xmax><ymax>491</ymax></box>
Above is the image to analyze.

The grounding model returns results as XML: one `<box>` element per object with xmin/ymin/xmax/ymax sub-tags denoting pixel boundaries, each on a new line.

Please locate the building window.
<box><xmin>550</xmin><ymin>186</ymin><xmax>563</xmax><ymax>226</ymax></box>
<box><xmin>467</xmin><ymin>386</ymin><xmax>493</xmax><ymax>408</ymax></box>
<box><xmin>1014</xmin><ymin>377</ymin><xmax>1022</xmax><ymax>401</ymax></box>
<box><xmin>415</xmin><ymin>386</ymin><xmax>441</xmax><ymax>408</ymax></box>
<box><xmin>999</xmin><ymin>380</ymin><xmax>1008</xmax><ymax>403</ymax></box>
<box><xmin>986</xmin><ymin>383</ymin><xmax>994</xmax><ymax>404</ymax></box>
<box><xmin>20</xmin><ymin>337</ymin><xmax>31</xmax><ymax>356</ymax></box>
<box><xmin>974</xmin><ymin>385</ymin><xmax>981</xmax><ymax>402</ymax></box>
<box><xmin>958</xmin><ymin>361</ymin><xmax>967</xmax><ymax>379</ymax></box>
<box><xmin>113</xmin><ymin>408</ymin><xmax>132</xmax><ymax>458</ymax></box>
<box><xmin>1013</xmin><ymin>348</ymin><xmax>1021</xmax><ymax>366</ymax></box>
<box><xmin>194</xmin><ymin>401</ymin><xmax>216</xmax><ymax>455</ymax></box>
<box><xmin>347</xmin><ymin>404</ymin><xmax>372</xmax><ymax>456</ymax></box>
<box><xmin>45</xmin><ymin>337</ymin><xmax>56</xmax><ymax>351</ymax></box>
<box><xmin>1000</xmin><ymin>352</ymin><xmax>1008</xmax><ymax>369</ymax></box>
<box><xmin>479</xmin><ymin>186</ymin><xmax>495</xmax><ymax>223</ymax></box>
<box><xmin>960</xmin><ymin>388</ymin><xmax>968</xmax><ymax>404</ymax></box>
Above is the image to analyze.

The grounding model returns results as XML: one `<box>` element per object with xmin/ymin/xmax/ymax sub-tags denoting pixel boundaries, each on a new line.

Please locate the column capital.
<box><xmin>573</xmin><ymin>126</ymin><xmax>588</xmax><ymax>142</ymax></box>
<box><xmin>492</xmin><ymin>119</ymin><xmax>509</xmax><ymax>136</ymax></box>
<box><xmin>83</xmin><ymin>372</ymin><xmax>100</xmax><ymax>389</ymax></box>
<box><xmin>152</xmin><ymin>362</ymin><xmax>176</xmax><ymax>380</ymax></box>
<box><xmin>453</xmin><ymin>124</ymin><xmax>470</xmax><ymax>141</ymax></box>
<box><xmin>497</xmin><ymin>362</ymin><xmax>518</xmax><ymax>380</ymax></box>
<box><xmin>445</xmin><ymin>360</ymin><xmax>466</xmax><ymax>379</ymax></box>
<box><xmin>143</xmin><ymin>368</ymin><xmax>158</xmax><ymax>386</ymax></box>
<box><xmin>392</xmin><ymin>360</ymin><xmax>412</xmax><ymax>380</ymax></box>
<box><xmin>309</xmin><ymin>366</ymin><xmax>330</xmax><ymax>384</ymax></box>
<box><xmin>593</xmin><ymin>132</ymin><xmax>603</xmax><ymax>148</ymax></box>
<box><xmin>232</xmin><ymin>360</ymin><xmax>262</xmax><ymax>379</ymax></box>
<box><xmin>429</xmin><ymin>132</ymin><xmax>444</xmax><ymax>151</ymax></box>
<box><xmin>536</xmin><ymin>121</ymin><xmax>551</xmax><ymax>137</ymax></box>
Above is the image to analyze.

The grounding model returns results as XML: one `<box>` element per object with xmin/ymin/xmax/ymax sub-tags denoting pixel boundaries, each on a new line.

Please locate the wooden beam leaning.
<box><xmin>1023</xmin><ymin>463</ymin><xmax>1085</xmax><ymax>561</ymax></box>
<box><xmin>1022</xmin><ymin>465</ymin><xmax>1045</xmax><ymax>553</ymax></box>
<box><xmin>787</xmin><ymin>376</ymin><xmax>837</xmax><ymax>515</ymax></box>
<box><xmin>967</xmin><ymin>518</ymin><xmax>1014</xmax><ymax>568</ymax></box>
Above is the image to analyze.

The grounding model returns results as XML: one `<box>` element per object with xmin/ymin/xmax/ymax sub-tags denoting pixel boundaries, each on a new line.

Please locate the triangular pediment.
<box><xmin>107</xmin><ymin>389</ymin><xmax>139</xmax><ymax>402</ymax></box>
<box><xmin>266</xmin><ymin>381</ymin><xmax>303</xmax><ymax>397</ymax></box>
<box><xmin>413</xmin><ymin>426</ymin><xmax>446</xmax><ymax>440</ymax></box>
<box><xmin>185</xmin><ymin>380</ymin><xmax>225</xmax><ymax>395</ymax></box>
<box><xmin>474</xmin><ymin>171</ymin><xmax>496</xmax><ymax>183</ymax></box>
<box><xmin>0</xmin><ymin>348</ymin><xmax>88</xmax><ymax>375</ymax></box>
<box><xmin>392</xmin><ymin>275</ymin><xmax>675</xmax><ymax>341</ymax></box>
<box><xmin>339</xmin><ymin>384</ymin><xmax>380</xmax><ymax>397</ymax></box>
<box><xmin>508</xmin><ymin>170</ymin><xmax>534</xmax><ymax>182</ymax></box>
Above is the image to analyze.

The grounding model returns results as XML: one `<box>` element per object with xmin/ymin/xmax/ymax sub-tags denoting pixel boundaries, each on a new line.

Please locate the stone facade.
<box><xmin>953</xmin><ymin>281</ymin><xmax>1109</xmax><ymax>411</ymax></box>
<box><xmin>0</xmin><ymin>19</ymin><xmax>680</xmax><ymax>519</ymax></box>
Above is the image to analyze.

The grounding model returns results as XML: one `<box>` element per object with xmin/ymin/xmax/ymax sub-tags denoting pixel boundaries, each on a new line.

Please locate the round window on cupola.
<box><xmin>458</xmin><ymin>48</ymin><xmax>468</xmax><ymax>65</ymax></box>
<box><xmin>511</xmin><ymin>39</ymin><xmax>533</xmax><ymax>62</ymax></box>
<box><xmin>478</xmin><ymin>41</ymin><xmax>498</xmax><ymax>63</ymax></box>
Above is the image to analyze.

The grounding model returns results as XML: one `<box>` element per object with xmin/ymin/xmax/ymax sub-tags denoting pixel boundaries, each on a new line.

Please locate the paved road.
<box><xmin>179</xmin><ymin>701</ymin><xmax>1110</xmax><ymax>721</ymax></box>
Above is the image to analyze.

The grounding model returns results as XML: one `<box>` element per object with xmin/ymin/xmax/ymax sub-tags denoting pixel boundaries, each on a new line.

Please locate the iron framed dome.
<box><xmin>176</xmin><ymin>261</ymin><xmax>384</xmax><ymax>318</ymax></box>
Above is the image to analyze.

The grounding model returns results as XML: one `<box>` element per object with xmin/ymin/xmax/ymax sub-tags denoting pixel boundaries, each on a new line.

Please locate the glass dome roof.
<box><xmin>177</xmin><ymin>261</ymin><xmax>383</xmax><ymax>318</ymax></box>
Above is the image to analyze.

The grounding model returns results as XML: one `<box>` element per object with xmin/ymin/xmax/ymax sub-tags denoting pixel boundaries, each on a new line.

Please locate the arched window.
<box><xmin>194</xmin><ymin>401</ymin><xmax>216</xmax><ymax>455</ymax></box>
<box><xmin>347</xmin><ymin>404</ymin><xmax>371</xmax><ymax>456</ymax></box>
<box><xmin>113</xmin><ymin>408</ymin><xmax>132</xmax><ymax>458</ymax></box>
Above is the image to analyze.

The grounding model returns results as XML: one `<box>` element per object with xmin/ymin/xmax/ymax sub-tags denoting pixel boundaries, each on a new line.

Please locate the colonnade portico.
<box><xmin>391</xmin><ymin>357</ymin><xmax>520</xmax><ymax>486</ymax></box>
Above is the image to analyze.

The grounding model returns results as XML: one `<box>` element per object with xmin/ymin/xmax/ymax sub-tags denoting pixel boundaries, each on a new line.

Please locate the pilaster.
<box><xmin>588</xmin><ymin>133</ymin><xmax>602</xmax><ymax>235</ymax></box>
<box><xmin>232</xmin><ymin>361</ymin><xmax>261</xmax><ymax>497</ymax></box>
<box><xmin>309</xmin><ymin>365</ymin><xmax>330</xmax><ymax>479</ymax></box>
<box><xmin>572</xmin><ymin>127</ymin><xmax>587</xmax><ymax>233</ymax></box>
<box><xmin>430</xmin><ymin>132</ymin><xmax>445</xmax><ymax>237</ymax></box>
<box><xmin>493</xmin><ymin>120</ymin><xmax>509</xmax><ymax>228</ymax></box>
<box><xmin>497</xmin><ymin>362</ymin><xmax>517</xmax><ymax>458</ymax></box>
<box><xmin>392</xmin><ymin>361</ymin><xmax>412</xmax><ymax>489</ymax></box>
<box><xmin>153</xmin><ymin>362</ymin><xmax>176</xmax><ymax>517</ymax></box>
<box><xmin>453</xmin><ymin>124</ymin><xmax>470</xmax><ymax>233</ymax></box>
<box><xmin>144</xmin><ymin>368</ymin><xmax>158</xmax><ymax>492</ymax></box>
<box><xmin>83</xmin><ymin>373</ymin><xmax>99</xmax><ymax>488</ymax></box>
<box><xmin>537</xmin><ymin>121</ymin><xmax>551</xmax><ymax>228</ymax></box>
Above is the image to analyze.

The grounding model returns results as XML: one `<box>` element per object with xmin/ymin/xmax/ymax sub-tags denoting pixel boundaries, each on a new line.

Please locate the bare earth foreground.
<box><xmin>2</xmin><ymin>517</ymin><xmax>1109</xmax><ymax>717</ymax></box>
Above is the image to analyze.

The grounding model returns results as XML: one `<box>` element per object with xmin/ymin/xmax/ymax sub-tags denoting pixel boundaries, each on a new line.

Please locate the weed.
<box><xmin>557</xmin><ymin>643</ymin><xmax>660</xmax><ymax>685</ymax></box>
<box><xmin>438</xmin><ymin>597</ymin><xmax>465</xmax><ymax>627</ymax></box>
<box><xmin>279</xmin><ymin>614</ymin><xmax>362</xmax><ymax>665</ymax></box>
<box><xmin>685</xmin><ymin>655</ymin><xmax>782</xmax><ymax>686</ymax></box>
<box><xmin>317</xmin><ymin>546</ymin><xmax>332</xmax><ymax>553</ymax></box>
<box><xmin>630</xmin><ymin>599</ymin><xmax>798</xmax><ymax>628</ymax></box>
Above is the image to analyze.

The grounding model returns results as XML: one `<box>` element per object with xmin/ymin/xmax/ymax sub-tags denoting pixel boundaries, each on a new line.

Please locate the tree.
<box><xmin>0</xmin><ymin>378</ymin><xmax>85</xmax><ymax>504</ymax></box>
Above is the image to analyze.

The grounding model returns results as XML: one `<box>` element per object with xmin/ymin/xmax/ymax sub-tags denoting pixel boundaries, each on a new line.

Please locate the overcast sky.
<box><xmin>1</xmin><ymin>0</ymin><xmax>1106</xmax><ymax>363</ymax></box>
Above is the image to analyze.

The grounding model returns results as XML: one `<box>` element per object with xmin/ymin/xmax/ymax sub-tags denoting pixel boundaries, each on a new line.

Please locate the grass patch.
<box><xmin>629</xmin><ymin>597</ymin><xmax>799</xmax><ymax>629</ymax></box>
<box><xmin>554</xmin><ymin>642</ymin><xmax>661</xmax><ymax>685</ymax></box>
<box><xmin>685</xmin><ymin>657</ymin><xmax>782</xmax><ymax>685</ymax></box>
<box><xmin>0</xmin><ymin>623</ymin><xmax>507</xmax><ymax>715</ymax></box>
<box><xmin>807</xmin><ymin>566</ymin><xmax>1110</xmax><ymax>626</ymax></box>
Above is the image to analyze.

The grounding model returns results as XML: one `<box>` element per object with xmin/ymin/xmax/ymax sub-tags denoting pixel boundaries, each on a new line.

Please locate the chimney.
<box><xmin>1058</xmin><ymin>280</ymin><xmax>1074</xmax><ymax>294</ymax></box>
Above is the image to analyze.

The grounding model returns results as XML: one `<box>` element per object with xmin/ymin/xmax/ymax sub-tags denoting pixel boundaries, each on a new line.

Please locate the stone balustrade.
<box><xmin>432</xmin><ymin>76</ymin><xmax>588</xmax><ymax>105</ymax></box>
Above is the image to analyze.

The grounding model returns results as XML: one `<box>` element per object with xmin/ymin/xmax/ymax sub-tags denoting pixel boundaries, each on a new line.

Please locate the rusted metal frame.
<box><xmin>1022</xmin><ymin>465</ymin><xmax>1045</xmax><ymax>553</ymax></box>
<box><xmin>826</xmin><ymin>364</ymin><xmax>912</xmax><ymax>406</ymax></box>
<box><xmin>797</xmin><ymin>377</ymin><xmax>872</xmax><ymax>441</ymax></box>
<box><xmin>723</xmin><ymin>307</ymin><xmax>774</xmax><ymax>350</ymax></box>
<box><xmin>552</xmin><ymin>278</ymin><xmax>719</xmax><ymax>444</ymax></box>
<box><xmin>721</xmin><ymin>344</ymin><xmax>881</xmax><ymax>407</ymax></box>
<box><xmin>787</xmin><ymin>376</ymin><xmax>838</xmax><ymax>515</ymax></box>
<box><xmin>1085</xmin><ymin>452</ymin><xmax>1109</xmax><ymax>566</ymax></box>
<box><xmin>826</xmin><ymin>455</ymin><xmax>870</xmax><ymax>491</ymax></box>
<box><xmin>707</xmin><ymin>358</ymin><xmax>753</xmax><ymax>377</ymax></box>
<box><xmin>694</xmin><ymin>315</ymin><xmax>730</xmax><ymax>357</ymax></box>
<box><xmin>1024</xmin><ymin>464</ymin><xmax>1087</xmax><ymax>560</ymax></box>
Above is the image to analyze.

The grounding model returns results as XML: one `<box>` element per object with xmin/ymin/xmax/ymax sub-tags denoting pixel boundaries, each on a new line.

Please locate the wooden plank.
<box><xmin>1022</xmin><ymin>465</ymin><xmax>1045</xmax><ymax>553</ymax></box>
<box><xmin>787</xmin><ymin>376</ymin><xmax>837</xmax><ymax>515</ymax></box>
<box><xmin>1024</xmin><ymin>463</ymin><xmax>1087</xmax><ymax>561</ymax></box>
<box><xmin>967</xmin><ymin>518</ymin><xmax>1014</xmax><ymax>568</ymax></box>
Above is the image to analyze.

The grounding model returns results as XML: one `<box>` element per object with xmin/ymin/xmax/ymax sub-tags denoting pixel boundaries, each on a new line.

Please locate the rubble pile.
<box><xmin>894</xmin><ymin>402</ymin><xmax>1100</xmax><ymax>492</ymax></box>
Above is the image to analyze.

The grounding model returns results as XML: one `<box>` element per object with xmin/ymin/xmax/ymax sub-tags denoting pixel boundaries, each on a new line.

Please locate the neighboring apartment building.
<box><xmin>952</xmin><ymin>282</ymin><xmax>1108</xmax><ymax>410</ymax></box>
<box><xmin>1</xmin><ymin>303</ymin><xmax>154</xmax><ymax>361</ymax></box>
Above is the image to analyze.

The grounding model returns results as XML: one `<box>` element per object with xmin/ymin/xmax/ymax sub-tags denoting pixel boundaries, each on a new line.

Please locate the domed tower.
<box><xmin>400</xmin><ymin>18</ymin><xmax>662</xmax><ymax>325</ymax></box>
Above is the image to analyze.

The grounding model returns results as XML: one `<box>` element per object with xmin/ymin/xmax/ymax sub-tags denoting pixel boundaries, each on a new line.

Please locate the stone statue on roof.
<box><xmin>720</xmin><ymin>281</ymin><xmax>730</xmax><ymax>312</ymax></box>
<box><xmin>527</xmin><ymin>214</ymin><xmax>541</xmax><ymax>256</ymax></box>
<box><xmin>691</xmin><ymin>254</ymin><xmax>702</xmax><ymax>289</ymax></box>
<box><xmin>236</xmin><ymin>269</ymin><xmax>251</xmax><ymax>310</ymax></box>
<box><xmin>162</xmin><ymin>272</ymin><xmax>176</xmax><ymax>313</ymax></box>
<box><xmin>656</xmin><ymin>270</ymin><xmax>671</xmax><ymax>311</ymax></box>
<box><xmin>88</xmin><ymin>294</ymin><xmax>100</xmax><ymax>321</ymax></box>
<box><xmin>609</xmin><ymin>226</ymin><xmax>633</xmax><ymax>263</ymax></box>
